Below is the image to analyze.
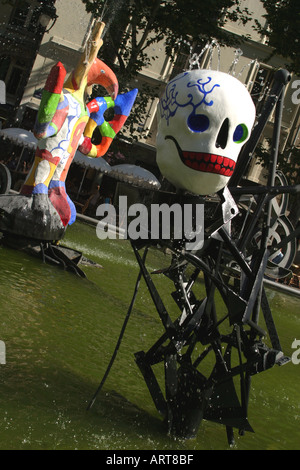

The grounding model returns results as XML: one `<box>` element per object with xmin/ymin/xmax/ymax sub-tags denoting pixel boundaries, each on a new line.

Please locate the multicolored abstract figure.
<box><xmin>156</xmin><ymin>69</ymin><xmax>256</xmax><ymax>195</ymax></box>
<box><xmin>0</xmin><ymin>22</ymin><xmax>137</xmax><ymax>242</ymax></box>
<box><xmin>78</xmin><ymin>89</ymin><xmax>138</xmax><ymax>158</ymax></box>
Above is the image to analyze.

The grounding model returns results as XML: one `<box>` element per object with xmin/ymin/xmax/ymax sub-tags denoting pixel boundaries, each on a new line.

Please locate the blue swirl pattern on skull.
<box><xmin>159</xmin><ymin>72</ymin><xmax>220</xmax><ymax>126</ymax></box>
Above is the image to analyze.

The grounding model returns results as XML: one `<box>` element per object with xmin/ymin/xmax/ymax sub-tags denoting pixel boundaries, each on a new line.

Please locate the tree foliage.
<box><xmin>82</xmin><ymin>0</ymin><xmax>252</xmax><ymax>141</ymax></box>
<box><xmin>256</xmin><ymin>140</ymin><xmax>300</xmax><ymax>186</ymax></box>
<box><xmin>253</xmin><ymin>1</ymin><xmax>300</xmax><ymax>226</ymax></box>
<box><xmin>83</xmin><ymin>0</ymin><xmax>251</xmax><ymax>79</ymax></box>
<box><xmin>254</xmin><ymin>0</ymin><xmax>300</xmax><ymax>75</ymax></box>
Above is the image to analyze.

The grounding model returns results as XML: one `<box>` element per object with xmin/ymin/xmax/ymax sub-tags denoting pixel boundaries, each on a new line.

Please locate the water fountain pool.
<box><xmin>0</xmin><ymin>2</ymin><xmax>299</xmax><ymax>450</ymax></box>
<box><xmin>0</xmin><ymin>219</ymin><xmax>299</xmax><ymax>450</ymax></box>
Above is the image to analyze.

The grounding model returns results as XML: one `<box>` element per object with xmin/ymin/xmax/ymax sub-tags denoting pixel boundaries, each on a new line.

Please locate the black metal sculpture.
<box><xmin>88</xmin><ymin>69</ymin><xmax>300</xmax><ymax>445</ymax></box>
<box><xmin>132</xmin><ymin>69</ymin><xmax>300</xmax><ymax>444</ymax></box>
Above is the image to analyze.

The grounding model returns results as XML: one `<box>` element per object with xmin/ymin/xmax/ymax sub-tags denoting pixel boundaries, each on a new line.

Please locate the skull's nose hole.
<box><xmin>188</xmin><ymin>113</ymin><xmax>210</xmax><ymax>133</ymax></box>
<box><xmin>216</xmin><ymin>118</ymin><xmax>229</xmax><ymax>149</ymax></box>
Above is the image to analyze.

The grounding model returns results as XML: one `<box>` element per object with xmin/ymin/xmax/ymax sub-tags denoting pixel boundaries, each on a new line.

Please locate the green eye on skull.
<box><xmin>233</xmin><ymin>123</ymin><xmax>248</xmax><ymax>143</ymax></box>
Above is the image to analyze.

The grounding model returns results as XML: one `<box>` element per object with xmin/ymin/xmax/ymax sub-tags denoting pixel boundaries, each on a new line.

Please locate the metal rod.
<box><xmin>229</xmin><ymin>69</ymin><xmax>291</xmax><ymax>189</ymax></box>
<box><xmin>86</xmin><ymin>246</ymin><xmax>148</xmax><ymax>411</ymax></box>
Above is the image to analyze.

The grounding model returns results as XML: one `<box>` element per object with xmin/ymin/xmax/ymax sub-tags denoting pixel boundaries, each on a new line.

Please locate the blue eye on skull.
<box><xmin>233</xmin><ymin>124</ymin><xmax>248</xmax><ymax>143</ymax></box>
<box><xmin>188</xmin><ymin>114</ymin><xmax>210</xmax><ymax>133</ymax></box>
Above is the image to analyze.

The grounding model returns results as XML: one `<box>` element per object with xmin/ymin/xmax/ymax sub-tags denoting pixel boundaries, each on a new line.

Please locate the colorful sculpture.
<box><xmin>78</xmin><ymin>90</ymin><xmax>138</xmax><ymax>158</ymax></box>
<box><xmin>0</xmin><ymin>21</ymin><xmax>137</xmax><ymax>242</ymax></box>
<box><xmin>156</xmin><ymin>69</ymin><xmax>256</xmax><ymax>195</ymax></box>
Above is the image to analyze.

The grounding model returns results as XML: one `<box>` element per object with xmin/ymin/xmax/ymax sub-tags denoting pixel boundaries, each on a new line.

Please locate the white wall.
<box><xmin>223</xmin><ymin>0</ymin><xmax>268</xmax><ymax>43</ymax></box>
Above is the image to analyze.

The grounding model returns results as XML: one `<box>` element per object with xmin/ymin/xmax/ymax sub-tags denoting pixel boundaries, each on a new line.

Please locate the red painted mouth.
<box><xmin>165</xmin><ymin>135</ymin><xmax>235</xmax><ymax>177</ymax></box>
<box><xmin>182</xmin><ymin>151</ymin><xmax>235</xmax><ymax>177</ymax></box>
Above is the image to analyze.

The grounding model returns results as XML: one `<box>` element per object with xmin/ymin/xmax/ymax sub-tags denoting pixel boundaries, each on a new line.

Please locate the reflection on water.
<box><xmin>0</xmin><ymin>221</ymin><xmax>299</xmax><ymax>450</ymax></box>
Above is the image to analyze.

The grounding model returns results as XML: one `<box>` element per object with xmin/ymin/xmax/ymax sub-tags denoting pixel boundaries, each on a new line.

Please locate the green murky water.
<box><xmin>0</xmin><ymin>221</ymin><xmax>299</xmax><ymax>450</ymax></box>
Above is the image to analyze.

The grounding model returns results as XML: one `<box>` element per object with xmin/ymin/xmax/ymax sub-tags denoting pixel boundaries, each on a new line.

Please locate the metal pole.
<box><xmin>76</xmin><ymin>168</ymin><xmax>87</xmax><ymax>200</ymax></box>
<box><xmin>229</xmin><ymin>69</ymin><xmax>291</xmax><ymax>189</ymax></box>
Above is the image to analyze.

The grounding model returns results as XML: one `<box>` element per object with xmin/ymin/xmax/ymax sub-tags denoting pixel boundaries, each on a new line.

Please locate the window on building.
<box><xmin>169</xmin><ymin>48</ymin><xmax>191</xmax><ymax>80</ymax></box>
<box><xmin>6</xmin><ymin>60</ymin><xmax>26</xmax><ymax>96</ymax></box>
<box><xmin>0</xmin><ymin>57</ymin><xmax>10</xmax><ymax>83</ymax></box>
<box><xmin>9</xmin><ymin>0</ymin><xmax>41</xmax><ymax>32</ymax></box>
<box><xmin>0</xmin><ymin>56</ymin><xmax>27</xmax><ymax>100</ymax></box>
<box><xmin>10</xmin><ymin>0</ymin><xmax>30</xmax><ymax>28</ymax></box>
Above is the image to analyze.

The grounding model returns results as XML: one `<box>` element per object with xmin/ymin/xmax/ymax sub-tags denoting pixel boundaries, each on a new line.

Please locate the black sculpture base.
<box><xmin>0</xmin><ymin>232</ymin><xmax>103</xmax><ymax>278</ymax></box>
<box><xmin>128</xmin><ymin>180</ymin><xmax>293</xmax><ymax>445</ymax></box>
<box><xmin>131</xmin><ymin>239</ymin><xmax>289</xmax><ymax>444</ymax></box>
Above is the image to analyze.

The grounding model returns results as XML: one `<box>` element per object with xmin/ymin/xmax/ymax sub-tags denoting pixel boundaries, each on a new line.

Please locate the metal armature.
<box><xmin>87</xmin><ymin>69</ymin><xmax>299</xmax><ymax>445</ymax></box>
<box><xmin>129</xmin><ymin>69</ymin><xmax>299</xmax><ymax>445</ymax></box>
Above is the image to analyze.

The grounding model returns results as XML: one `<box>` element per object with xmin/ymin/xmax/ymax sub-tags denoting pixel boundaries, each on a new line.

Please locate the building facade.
<box><xmin>137</xmin><ymin>0</ymin><xmax>300</xmax><ymax>185</ymax></box>
<box><xmin>0</xmin><ymin>0</ymin><xmax>299</xmax><ymax>189</ymax></box>
<box><xmin>0</xmin><ymin>0</ymin><xmax>93</xmax><ymax>127</ymax></box>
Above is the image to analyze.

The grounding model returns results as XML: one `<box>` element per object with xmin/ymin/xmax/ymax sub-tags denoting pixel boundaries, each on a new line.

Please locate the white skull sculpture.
<box><xmin>156</xmin><ymin>69</ymin><xmax>256</xmax><ymax>195</ymax></box>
